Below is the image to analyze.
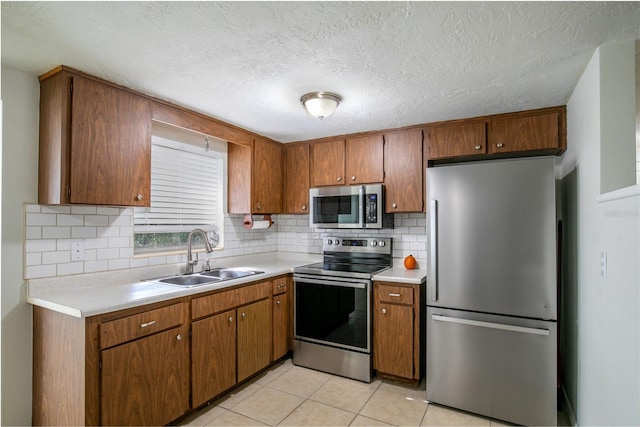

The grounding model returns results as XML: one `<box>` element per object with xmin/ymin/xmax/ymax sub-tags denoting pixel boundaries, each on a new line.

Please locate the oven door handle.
<box><xmin>294</xmin><ymin>277</ymin><xmax>368</xmax><ymax>289</ymax></box>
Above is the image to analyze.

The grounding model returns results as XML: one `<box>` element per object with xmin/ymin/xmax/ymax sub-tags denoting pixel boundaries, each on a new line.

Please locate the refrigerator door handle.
<box><xmin>429</xmin><ymin>199</ymin><xmax>438</xmax><ymax>301</ymax></box>
<box><xmin>431</xmin><ymin>314</ymin><xmax>550</xmax><ymax>336</ymax></box>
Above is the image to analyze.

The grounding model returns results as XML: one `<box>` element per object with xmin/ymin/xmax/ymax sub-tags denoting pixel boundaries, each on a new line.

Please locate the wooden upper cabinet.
<box><xmin>345</xmin><ymin>135</ymin><xmax>384</xmax><ymax>184</ymax></box>
<box><xmin>39</xmin><ymin>70</ymin><xmax>152</xmax><ymax>206</ymax></box>
<box><xmin>283</xmin><ymin>143</ymin><xmax>310</xmax><ymax>214</ymax></box>
<box><xmin>252</xmin><ymin>136</ymin><xmax>283</xmax><ymax>214</ymax></box>
<box><xmin>488</xmin><ymin>110</ymin><xmax>563</xmax><ymax>154</ymax></box>
<box><xmin>383</xmin><ymin>130</ymin><xmax>424</xmax><ymax>213</ymax></box>
<box><xmin>427</xmin><ymin>121</ymin><xmax>487</xmax><ymax>159</ymax></box>
<box><xmin>426</xmin><ymin>107</ymin><xmax>566</xmax><ymax>161</ymax></box>
<box><xmin>310</xmin><ymin>139</ymin><xmax>345</xmax><ymax>187</ymax></box>
<box><xmin>228</xmin><ymin>136</ymin><xmax>283</xmax><ymax>214</ymax></box>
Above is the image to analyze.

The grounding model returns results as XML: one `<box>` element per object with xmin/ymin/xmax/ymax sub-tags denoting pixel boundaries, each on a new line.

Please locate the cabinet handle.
<box><xmin>256</xmin><ymin>204</ymin><xmax>262</xmax><ymax>211</ymax></box>
<box><xmin>228</xmin><ymin>316</ymin><xmax>233</xmax><ymax>322</ymax></box>
<box><xmin>388</xmin><ymin>293</ymin><xmax>401</xmax><ymax>297</ymax></box>
<box><xmin>474</xmin><ymin>145</ymin><xmax>482</xmax><ymax>150</ymax></box>
<box><xmin>277</xmin><ymin>283</ymin><xmax>286</xmax><ymax>289</ymax></box>
<box><xmin>302</xmin><ymin>205</ymin><xmax>307</xmax><ymax>211</ymax></box>
<box><xmin>176</xmin><ymin>334</ymin><xmax>182</xmax><ymax>341</ymax></box>
<box><xmin>496</xmin><ymin>143</ymin><xmax>504</xmax><ymax>148</ymax></box>
<box><xmin>135</xmin><ymin>194</ymin><xmax>143</xmax><ymax>201</ymax></box>
<box><xmin>139</xmin><ymin>320</ymin><xmax>156</xmax><ymax>328</ymax></box>
<box><xmin>241</xmin><ymin>312</ymin><xmax>246</xmax><ymax>318</ymax></box>
<box><xmin>382</xmin><ymin>308</ymin><xmax>387</xmax><ymax>314</ymax></box>
<box><xmin>336</xmin><ymin>177</ymin><xmax>342</xmax><ymax>182</ymax></box>
<box><xmin>276</xmin><ymin>300</ymin><xmax>281</xmax><ymax>305</ymax></box>
<box><xmin>351</xmin><ymin>176</ymin><xmax>356</xmax><ymax>181</ymax></box>
<box><xmin>392</xmin><ymin>203</ymin><xmax>397</xmax><ymax>209</ymax></box>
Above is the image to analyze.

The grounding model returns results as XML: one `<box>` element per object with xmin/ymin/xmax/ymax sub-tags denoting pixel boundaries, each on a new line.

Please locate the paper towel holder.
<box><xmin>243</xmin><ymin>214</ymin><xmax>274</xmax><ymax>230</ymax></box>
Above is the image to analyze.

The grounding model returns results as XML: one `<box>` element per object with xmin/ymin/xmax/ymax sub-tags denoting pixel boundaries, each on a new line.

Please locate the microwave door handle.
<box><xmin>359</xmin><ymin>186</ymin><xmax>365</xmax><ymax>228</ymax></box>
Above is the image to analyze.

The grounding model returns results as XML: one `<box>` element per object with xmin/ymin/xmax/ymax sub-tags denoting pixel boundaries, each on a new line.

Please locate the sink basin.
<box><xmin>199</xmin><ymin>268</ymin><xmax>264</xmax><ymax>280</ymax></box>
<box><xmin>145</xmin><ymin>268</ymin><xmax>264</xmax><ymax>287</ymax></box>
<box><xmin>158</xmin><ymin>275</ymin><xmax>221</xmax><ymax>287</ymax></box>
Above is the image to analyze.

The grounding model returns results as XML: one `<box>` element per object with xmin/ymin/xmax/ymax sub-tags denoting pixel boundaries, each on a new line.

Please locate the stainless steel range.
<box><xmin>293</xmin><ymin>236</ymin><xmax>392</xmax><ymax>382</ymax></box>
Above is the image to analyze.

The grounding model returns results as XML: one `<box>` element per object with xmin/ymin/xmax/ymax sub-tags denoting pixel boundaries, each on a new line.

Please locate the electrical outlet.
<box><xmin>600</xmin><ymin>251</ymin><xmax>607</xmax><ymax>278</ymax></box>
<box><xmin>71</xmin><ymin>241</ymin><xmax>85</xmax><ymax>262</ymax></box>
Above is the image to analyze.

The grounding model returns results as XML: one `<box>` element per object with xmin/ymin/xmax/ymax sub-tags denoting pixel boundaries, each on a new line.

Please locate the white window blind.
<box><xmin>134</xmin><ymin>137</ymin><xmax>224</xmax><ymax>232</ymax></box>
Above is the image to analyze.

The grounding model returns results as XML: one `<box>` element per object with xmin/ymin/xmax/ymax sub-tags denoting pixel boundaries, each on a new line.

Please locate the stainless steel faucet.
<box><xmin>186</xmin><ymin>228</ymin><xmax>214</xmax><ymax>274</ymax></box>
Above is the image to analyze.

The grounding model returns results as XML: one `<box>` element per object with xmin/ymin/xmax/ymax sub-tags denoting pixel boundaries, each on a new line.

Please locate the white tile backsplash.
<box><xmin>23</xmin><ymin>205</ymin><xmax>427</xmax><ymax>280</ymax></box>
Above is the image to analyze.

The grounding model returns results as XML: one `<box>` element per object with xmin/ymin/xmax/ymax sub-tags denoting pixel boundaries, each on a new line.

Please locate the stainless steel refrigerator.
<box><xmin>426</xmin><ymin>157</ymin><xmax>557</xmax><ymax>426</ymax></box>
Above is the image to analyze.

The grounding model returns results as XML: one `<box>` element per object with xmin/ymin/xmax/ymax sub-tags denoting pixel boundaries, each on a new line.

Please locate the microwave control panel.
<box><xmin>365</xmin><ymin>193</ymin><xmax>378</xmax><ymax>223</ymax></box>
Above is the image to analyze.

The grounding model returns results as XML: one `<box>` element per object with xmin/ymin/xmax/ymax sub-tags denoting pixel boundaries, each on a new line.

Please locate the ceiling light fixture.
<box><xmin>300</xmin><ymin>91</ymin><xmax>342</xmax><ymax>119</ymax></box>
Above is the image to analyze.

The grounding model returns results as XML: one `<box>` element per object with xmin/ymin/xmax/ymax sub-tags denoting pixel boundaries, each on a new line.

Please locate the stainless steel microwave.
<box><xmin>309</xmin><ymin>184</ymin><xmax>392</xmax><ymax>229</ymax></box>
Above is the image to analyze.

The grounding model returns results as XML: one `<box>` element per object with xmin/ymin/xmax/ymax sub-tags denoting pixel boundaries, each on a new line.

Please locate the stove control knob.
<box><xmin>378</xmin><ymin>241</ymin><xmax>386</xmax><ymax>247</ymax></box>
<box><xmin>334</xmin><ymin>239</ymin><xmax>340</xmax><ymax>245</ymax></box>
<box><xmin>327</xmin><ymin>239</ymin><xmax>333</xmax><ymax>245</ymax></box>
<box><xmin>370</xmin><ymin>241</ymin><xmax>377</xmax><ymax>247</ymax></box>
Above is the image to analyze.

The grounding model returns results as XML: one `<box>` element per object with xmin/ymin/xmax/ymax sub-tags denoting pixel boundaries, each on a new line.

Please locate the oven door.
<box><xmin>293</xmin><ymin>274</ymin><xmax>371</xmax><ymax>353</ymax></box>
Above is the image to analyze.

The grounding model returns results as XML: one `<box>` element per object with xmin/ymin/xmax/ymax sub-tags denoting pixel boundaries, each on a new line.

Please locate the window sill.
<box><xmin>597</xmin><ymin>184</ymin><xmax>640</xmax><ymax>203</ymax></box>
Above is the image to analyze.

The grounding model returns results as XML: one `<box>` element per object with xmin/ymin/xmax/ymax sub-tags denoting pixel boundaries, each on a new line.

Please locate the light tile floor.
<box><xmin>181</xmin><ymin>358</ymin><xmax>571</xmax><ymax>426</ymax></box>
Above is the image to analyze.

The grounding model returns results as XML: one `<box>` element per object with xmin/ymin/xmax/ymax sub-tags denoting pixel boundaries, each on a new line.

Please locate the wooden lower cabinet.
<box><xmin>33</xmin><ymin>277</ymin><xmax>290</xmax><ymax>426</ymax></box>
<box><xmin>373</xmin><ymin>281</ymin><xmax>424</xmax><ymax>385</ymax></box>
<box><xmin>101</xmin><ymin>326</ymin><xmax>189</xmax><ymax>426</ymax></box>
<box><xmin>271</xmin><ymin>276</ymin><xmax>291</xmax><ymax>360</ymax></box>
<box><xmin>373</xmin><ymin>303</ymin><xmax>414</xmax><ymax>379</ymax></box>
<box><xmin>190</xmin><ymin>280</ymin><xmax>272</xmax><ymax>407</ymax></box>
<box><xmin>191</xmin><ymin>309</ymin><xmax>236</xmax><ymax>408</ymax></box>
<box><xmin>237</xmin><ymin>299</ymin><xmax>272</xmax><ymax>382</ymax></box>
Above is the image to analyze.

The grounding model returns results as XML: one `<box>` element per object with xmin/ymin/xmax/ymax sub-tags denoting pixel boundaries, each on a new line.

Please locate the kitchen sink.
<box><xmin>199</xmin><ymin>268</ymin><xmax>264</xmax><ymax>280</ymax></box>
<box><xmin>145</xmin><ymin>268</ymin><xmax>264</xmax><ymax>287</ymax></box>
<box><xmin>158</xmin><ymin>275</ymin><xmax>221</xmax><ymax>286</ymax></box>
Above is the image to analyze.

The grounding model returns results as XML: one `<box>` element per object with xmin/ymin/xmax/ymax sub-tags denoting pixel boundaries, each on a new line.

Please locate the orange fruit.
<box><xmin>404</xmin><ymin>254</ymin><xmax>417</xmax><ymax>269</ymax></box>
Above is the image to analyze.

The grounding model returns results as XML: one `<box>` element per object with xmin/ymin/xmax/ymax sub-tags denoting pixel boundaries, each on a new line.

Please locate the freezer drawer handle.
<box><xmin>431</xmin><ymin>314</ymin><xmax>550</xmax><ymax>336</ymax></box>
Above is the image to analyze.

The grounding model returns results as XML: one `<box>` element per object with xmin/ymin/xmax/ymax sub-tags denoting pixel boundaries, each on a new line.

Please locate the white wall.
<box><xmin>1</xmin><ymin>66</ymin><xmax>39</xmax><ymax>426</ymax></box>
<box><xmin>561</xmin><ymin>41</ymin><xmax>640</xmax><ymax>425</ymax></box>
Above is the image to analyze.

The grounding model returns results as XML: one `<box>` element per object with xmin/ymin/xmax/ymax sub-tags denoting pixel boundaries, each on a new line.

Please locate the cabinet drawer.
<box><xmin>100</xmin><ymin>303</ymin><xmax>184</xmax><ymax>349</ymax></box>
<box><xmin>192</xmin><ymin>281</ymin><xmax>271</xmax><ymax>319</ymax></box>
<box><xmin>272</xmin><ymin>278</ymin><xmax>288</xmax><ymax>295</ymax></box>
<box><xmin>377</xmin><ymin>284</ymin><xmax>413</xmax><ymax>305</ymax></box>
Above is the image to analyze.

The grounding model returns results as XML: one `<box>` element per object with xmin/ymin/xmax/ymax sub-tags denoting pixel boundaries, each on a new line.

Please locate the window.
<box><xmin>134</xmin><ymin>124</ymin><xmax>226</xmax><ymax>255</ymax></box>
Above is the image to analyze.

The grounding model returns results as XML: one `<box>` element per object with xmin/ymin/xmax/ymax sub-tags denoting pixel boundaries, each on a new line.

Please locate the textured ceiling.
<box><xmin>2</xmin><ymin>2</ymin><xmax>639</xmax><ymax>143</ymax></box>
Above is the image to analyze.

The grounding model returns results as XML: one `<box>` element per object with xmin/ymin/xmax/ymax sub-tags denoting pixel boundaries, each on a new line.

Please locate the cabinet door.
<box><xmin>228</xmin><ymin>143</ymin><xmax>251</xmax><ymax>214</ymax></box>
<box><xmin>345</xmin><ymin>135</ymin><xmax>384</xmax><ymax>184</ymax></box>
<box><xmin>310</xmin><ymin>139</ymin><xmax>345</xmax><ymax>187</ymax></box>
<box><xmin>101</xmin><ymin>327</ymin><xmax>189</xmax><ymax>426</ymax></box>
<box><xmin>191</xmin><ymin>310</ymin><xmax>237</xmax><ymax>408</ymax></box>
<box><xmin>373</xmin><ymin>301</ymin><xmax>414</xmax><ymax>379</ymax></box>
<box><xmin>383</xmin><ymin>130</ymin><xmax>424</xmax><ymax>212</ymax></box>
<box><xmin>283</xmin><ymin>143</ymin><xmax>310</xmax><ymax>213</ymax></box>
<box><xmin>272</xmin><ymin>293</ymin><xmax>289</xmax><ymax>360</ymax></box>
<box><xmin>252</xmin><ymin>136</ymin><xmax>283</xmax><ymax>213</ymax></box>
<box><xmin>488</xmin><ymin>111</ymin><xmax>560</xmax><ymax>154</ymax></box>
<box><xmin>427</xmin><ymin>122</ymin><xmax>486</xmax><ymax>159</ymax></box>
<box><xmin>237</xmin><ymin>299</ymin><xmax>272</xmax><ymax>382</ymax></box>
<box><xmin>70</xmin><ymin>76</ymin><xmax>151</xmax><ymax>206</ymax></box>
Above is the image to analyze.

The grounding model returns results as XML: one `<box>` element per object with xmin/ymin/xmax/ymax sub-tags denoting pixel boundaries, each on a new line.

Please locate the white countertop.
<box><xmin>28</xmin><ymin>251</ymin><xmax>427</xmax><ymax>318</ymax></box>
<box><xmin>372</xmin><ymin>263</ymin><xmax>427</xmax><ymax>285</ymax></box>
